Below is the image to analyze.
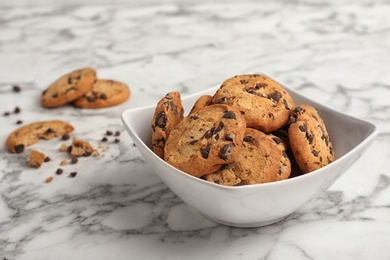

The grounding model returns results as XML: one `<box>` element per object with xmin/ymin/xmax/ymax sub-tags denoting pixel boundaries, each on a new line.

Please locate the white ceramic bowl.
<box><xmin>121</xmin><ymin>73</ymin><xmax>378</xmax><ymax>228</ymax></box>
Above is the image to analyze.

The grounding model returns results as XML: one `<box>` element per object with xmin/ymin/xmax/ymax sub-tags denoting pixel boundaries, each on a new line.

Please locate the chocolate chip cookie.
<box><xmin>41</xmin><ymin>67</ymin><xmax>97</xmax><ymax>108</ymax></box>
<box><xmin>151</xmin><ymin>92</ymin><xmax>184</xmax><ymax>158</ymax></box>
<box><xmin>288</xmin><ymin>105</ymin><xmax>335</xmax><ymax>173</ymax></box>
<box><xmin>164</xmin><ymin>104</ymin><xmax>246</xmax><ymax>178</ymax></box>
<box><xmin>212</xmin><ymin>74</ymin><xmax>294</xmax><ymax>132</ymax></box>
<box><xmin>203</xmin><ymin>128</ymin><xmax>291</xmax><ymax>186</ymax></box>
<box><xmin>6</xmin><ymin>120</ymin><xmax>74</xmax><ymax>153</ymax></box>
<box><xmin>73</xmin><ymin>79</ymin><xmax>130</xmax><ymax>108</ymax></box>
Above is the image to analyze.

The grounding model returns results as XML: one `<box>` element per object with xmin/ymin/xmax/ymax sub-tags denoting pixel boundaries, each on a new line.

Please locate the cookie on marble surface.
<box><xmin>189</xmin><ymin>95</ymin><xmax>213</xmax><ymax>114</ymax></box>
<box><xmin>73</xmin><ymin>79</ymin><xmax>130</xmax><ymax>108</ymax></box>
<box><xmin>288</xmin><ymin>104</ymin><xmax>335</xmax><ymax>173</ymax></box>
<box><xmin>6</xmin><ymin>120</ymin><xmax>74</xmax><ymax>153</ymax></box>
<box><xmin>212</xmin><ymin>74</ymin><xmax>295</xmax><ymax>133</ymax></box>
<box><xmin>151</xmin><ymin>92</ymin><xmax>184</xmax><ymax>158</ymax></box>
<box><xmin>28</xmin><ymin>150</ymin><xmax>46</xmax><ymax>168</ymax></box>
<box><xmin>164</xmin><ymin>104</ymin><xmax>246</xmax><ymax>178</ymax></box>
<box><xmin>41</xmin><ymin>67</ymin><xmax>97</xmax><ymax>108</ymax></box>
<box><xmin>203</xmin><ymin>128</ymin><xmax>290</xmax><ymax>186</ymax></box>
<box><xmin>68</xmin><ymin>138</ymin><xmax>95</xmax><ymax>157</ymax></box>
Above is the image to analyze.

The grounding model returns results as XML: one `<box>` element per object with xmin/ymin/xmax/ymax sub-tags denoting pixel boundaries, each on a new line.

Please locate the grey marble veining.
<box><xmin>1</xmin><ymin>1</ymin><xmax>390</xmax><ymax>259</ymax></box>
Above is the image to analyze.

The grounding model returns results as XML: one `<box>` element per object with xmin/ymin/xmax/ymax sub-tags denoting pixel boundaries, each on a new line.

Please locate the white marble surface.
<box><xmin>1</xmin><ymin>1</ymin><xmax>390</xmax><ymax>259</ymax></box>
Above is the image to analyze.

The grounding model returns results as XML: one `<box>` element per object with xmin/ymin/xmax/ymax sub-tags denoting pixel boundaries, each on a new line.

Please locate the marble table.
<box><xmin>1</xmin><ymin>1</ymin><xmax>389</xmax><ymax>259</ymax></box>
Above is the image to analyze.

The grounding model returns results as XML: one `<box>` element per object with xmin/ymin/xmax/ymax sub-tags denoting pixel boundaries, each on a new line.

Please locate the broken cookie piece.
<box><xmin>68</xmin><ymin>138</ymin><xmax>95</xmax><ymax>157</ymax></box>
<box><xmin>28</xmin><ymin>150</ymin><xmax>46</xmax><ymax>168</ymax></box>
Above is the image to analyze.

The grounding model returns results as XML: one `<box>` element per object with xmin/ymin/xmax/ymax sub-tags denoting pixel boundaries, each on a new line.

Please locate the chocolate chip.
<box><xmin>14</xmin><ymin>144</ymin><xmax>25</xmax><ymax>153</ymax></box>
<box><xmin>222</xmin><ymin>111</ymin><xmax>236</xmax><ymax>119</ymax></box>
<box><xmin>71</xmin><ymin>157</ymin><xmax>78</xmax><ymax>164</ymax></box>
<box><xmin>189</xmin><ymin>140</ymin><xmax>198</xmax><ymax>145</ymax></box>
<box><xmin>70</xmin><ymin>172</ymin><xmax>77</xmax><ymax>177</ymax></box>
<box><xmin>201</xmin><ymin>144</ymin><xmax>211</xmax><ymax>159</ymax></box>
<box><xmin>289</xmin><ymin>116</ymin><xmax>297</xmax><ymax>124</ymax></box>
<box><xmin>100</xmin><ymin>93</ymin><xmax>107</xmax><ymax>100</ymax></box>
<box><xmin>56</xmin><ymin>168</ymin><xmax>63</xmax><ymax>175</ymax></box>
<box><xmin>272</xmin><ymin>137</ymin><xmax>282</xmax><ymax>144</ymax></box>
<box><xmin>189</xmin><ymin>115</ymin><xmax>199</xmax><ymax>120</ymax></box>
<box><xmin>240</xmin><ymin>79</ymin><xmax>248</xmax><ymax>84</ymax></box>
<box><xmin>3</xmin><ymin>112</ymin><xmax>10</xmax><ymax>116</ymax></box>
<box><xmin>114</xmin><ymin>139</ymin><xmax>120</xmax><ymax>143</ymax></box>
<box><xmin>87</xmin><ymin>96</ymin><xmax>96</xmax><ymax>102</ymax></box>
<box><xmin>219</xmin><ymin>144</ymin><xmax>234</xmax><ymax>160</ymax></box>
<box><xmin>61</xmin><ymin>134</ymin><xmax>70</xmax><ymax>141</ymax></box>
<box><xmin>243</xmin><ymin>136</ymin><xmax>253</xmax><ymax>142</ymax></box>
<box><xmin>283</xmin><ymin>151</ymin><xmax>289</xmax><ymax>159</ymax></box>
<box><xmin>214</xmin><ymin>134</ymin><xmax>220</xmax><ymax>140</ymax></box>
<box><xmin>45</xmin><ymin>128</ymin><xmax>55</xmax><ymax>134</ymax></box>
<box><xmin>101</xmin><ymin>137</ymin><xmax>108</xmax><ymax>142</ymax></box>
<box><xmin>42</xmin><ymin>90</ymin><xmax>47</xmax><ymax>96</ymax></box>
<box><xmin>155</xmin><ymin>112</ymin><xmax>167</xmax><ymax>128</ymax></box>
<box><xmin>293</xmin><ymin>106</ymin><xmax>305</xmax><ymax>114</ymax></box>
<box><xmin>298</xmin><ymin>124</ymin><xmax>307</xmax><ymax>132</ymax></box>
<box><xmin>106</xmin><ymin>130</ymin><xmax>113</xmax><ymax>136</ymax></box>
<box><xmin>67</xmin><ymin>76</ymin><xmax>73</xmax><ymax>84</ymax></box>
<box><xmin>65</xmin><ymin>87</ymin><xmax>77</xmax><ymax>93</ymax></box>
<box><xmin>13</xmin><ymin>85</ymin><xmax>21</xmax><ymax>92</ymax></box>
<box><xmin>214</xmin><ymin>122</ymin><xmax>224</xmax><ymax>134</ymax></box>
<box><xmin>52</xmin><ymin>93</ymin><xmax>58</xmax><ymax>98</ymax></box>
<box><xmin>115</xmin><ymin>131</ymin><xmax>120</xmax><ymax>136</ymax></box>
<box><xmin>44</xmin><ymin>156</ymin><xmax>51</xmax><ymax>162</ymax></box>
<box><xmin>255</xmin><ymin>83</ymin><xmax>266</xmax><ymax>89</ymax></box>
<box><xmin>311</xmin><ymin>150</ymin><xmax>319</xmax><ymax>157</ymax></box>
<box><xmin>67</xmin><ymin>145</ymin><xmax>72</xmax><ymax>153</ymax></box>
<box><xmin>283</xmin><ymin>99</ymin><xmax>290</xmax><ymax>110</ymax></box>
<box><xmin>204</xmin><ymin>129</ymin><xmax>213</xmax><ymax>139</ymax></box>
<box><xmin>307</xmin><ymin>133</ymin><xmax>314</xmax><ymax>144</ymax></box>
<box><xmin>268</xmin><ymin>91</ymin><xmax>282</xmax><ymax>102</ymax></box>
<box><xmin>14</xmin><ymin>107</ymin><xmax>21</xmax><ymax>113</ymax></box>
<box><xmin>224</xmin><ymin>134</ymin><xmax>234</xmax><ymax>142</ymax></box>
<box><xmin>16</xmin><ymin>120</ymin><xmax>23</xmax><ymax>124</ymax></box>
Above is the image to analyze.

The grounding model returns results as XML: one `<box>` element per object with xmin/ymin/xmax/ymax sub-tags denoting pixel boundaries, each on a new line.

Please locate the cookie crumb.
<box><xmin>92</xmin><ymin>150</ymin><xmax>100</xmax><ymax>157</ymax></box>
<box><xmin>60</xmin><ymin>160</ymin><xmax>68</xmax><ymax>166</ymax></box>
<box><xmin>69</xmin><ymin>138</ymin><xmax>95</xmax><ymax>157</ymax></box>
<box><xmin>45</xmin><ymin>176</ymin><xmax>53</xmax><ymax>183</ymax></box>
<box><xmin>60</xmin><ymin>144</ymin><xmax>67</xmax><ymax>152</ymax></box>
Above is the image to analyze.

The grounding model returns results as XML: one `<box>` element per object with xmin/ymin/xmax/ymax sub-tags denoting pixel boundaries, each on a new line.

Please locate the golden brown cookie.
<box><xmin>151</xmin><ymin>92</ymin><xmax>184</xmax><ymax>158</ymax></box>
<box><xmin>189</xmin><ymin>95</ymin><xmax>213</xmax><ymax>114</ymax></box>
<box><xmin>41</xmin><ymin>67</ymin><xmax>96</xmax><ymax>108</ymax></box>
<box><xmin>288</xmin><ymin>105</ymin><xmax>335</xmax><ymax>173</ymax></box>
<box><xmin>28</xmin><ymin>150</ymin><xmax>46</xmax><ymax>168</ymax></box>
<box><xmin>164</xmin><ymin>104</ymin><xmax>246</xmax><ymax>178</ymax></box>
<box><xmin>203</xmin><ymin>128</ymin><xmax>291</xmax><ymax>186</ymax></box>
<box><xmin>6</xmin><ymin>120</ymin><xmax>74</xmax><ymax>153</ymax></box>
<box><xmin>212</xmin><ymin>74</ymin><xmax>295</xmax><ymax>133</ymax></box>
<box><xmin>69</xmin><ymin>138</ymin><xmax>95</xmax><ymax>157</ymax></box>
<box><xmin>73</xmin><ymin>79</ymin><xmax>130</xmax><ymax>108</ymax></box>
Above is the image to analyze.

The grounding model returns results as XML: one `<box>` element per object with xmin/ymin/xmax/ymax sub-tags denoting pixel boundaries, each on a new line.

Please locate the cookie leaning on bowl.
<box><xmin>288</xmin><ymin>104</ymin><xmax>336</xmax><ymax>173</ymax></box>
<box><xmin>41</xmin><ymin>67</ymin><xmax>97</xmax><ymax>108</ymax></box>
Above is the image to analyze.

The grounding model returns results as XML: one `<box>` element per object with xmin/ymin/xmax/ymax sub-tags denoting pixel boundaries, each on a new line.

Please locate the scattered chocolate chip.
<box><xmin>13</xmin><ymin>85</ymin><xmax>21</xmax><ymax>92</ymax></box>
<box><xmin>71</xmin><ymin>157</ymin><xmax>78</xmax><ymax>164</ymax></box>
<box><xmin>222</xmin><ymin>111</ymin><xmax>236</xmax><ymax>119</ymax></box>
<box><xmin>16</xmin><ymin>120</ymin><xmax>23</xmax><ymax>124</ymax></box>
<box><xmin>114</xmin><ymin>139</ymin><xmax>120</xmax><ymax>143</ymax></box>
<box><xmin>219</xmin><ymin>144</ymin><xmax>234</xmax><ymax>160</ymax></box>
<box><xmin>14</xmin><ymin>144</ymin><xmax>25</xmax><ymax>153</ymax></box>
<box><xmin>44</xmin><ymin>156</ymin><xmax>51</xmax><ymax>162</ymax></box>
<box><xmin>106</xmin><ymin>130</ymin><xmax>113</xmax><ymax>136</ymax></box>
<box><xmin>200</xmin><ymin>144</ymin><xmax>211</xmax><ymax>159</ymax></box>
<box><xmin>101</xmin><ymin>137</ymin><xmax>108</xmax><ymax>142</ymax></box>
<box><xmin>70</xmin><ymin>172</ymin><xmax>77</xmax><ymax>177</ymax></box>
<box><xmin>3</xmin><ymin>112</ymin><xmax>10</xmax><ymax>116</ymax></box>
<box><xmin>61</xmin><ymin>133</ymin><xmax>70</xmax><ymax>141</ymax></box>
<box><xmin>100</xmin><ymin>93</ymin><xmax>107</xmax><ymax>100</ymax></box>
<box><xmin>14</xmin><ymin>107</ymin><xmax>21</xmax><ymax>113</ymax></box>
<box><xmin>115</xmin><ymin>131</ymin><xmax>120</xmax><ymax>136</ymax></box>
<box><xmin>155</xmin><ymin>112</ymin><xmax>167</xmax><ymax>128</ymax></box>
<box><xmin>67</xmin><ymin>145</ymin><xmax>72</xmax><ymax>153</ymax></box>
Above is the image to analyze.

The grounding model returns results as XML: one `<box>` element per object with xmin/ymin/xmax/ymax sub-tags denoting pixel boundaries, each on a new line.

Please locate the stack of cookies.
<box><xmin>41</xmin><ymin>67</ymin><xmax>130</xmax><ymax>109</ymax></box>
<box><xmin>151</xmin><ymin>74</ymin><xmax>336</xmax><ymax>186</ymax></box>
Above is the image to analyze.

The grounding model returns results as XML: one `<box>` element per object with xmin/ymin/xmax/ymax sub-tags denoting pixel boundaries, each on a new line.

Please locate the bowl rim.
<box><xmin>121</xmin><ymin>72</ymin><xmax>379</xmax><ymax>191</ymax></box>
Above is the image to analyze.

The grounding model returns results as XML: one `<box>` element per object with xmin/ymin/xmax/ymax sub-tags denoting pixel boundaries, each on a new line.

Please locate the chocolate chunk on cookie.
<box><xmin>151</xmin><ymin>92</ymin><xmax>184</xmax><ymax>158</ymax></box>
<box><xmin>212</xmin><ymin>74</ymin><xmax>295</xmax><ymax>132</ymax></box>
<box><xmin>288</xmin><ymin>104</ymin><xmax>335</xmax><ymax>173</ymax></box>
<box><xmin>6</xmin><ymin>120</ymin><xmax>74</xmax><ymax>153</ymax></box>
<box><xmin>203</xmin><ymin>128</ymin><xmax>290</xmax><ymax>186</ymax></box>
<box><xmin>73</xmin><ymin>79</ymin><xmax>130</xmax><ymax>108</ymax></box>
<box><xmin>164</xmin><ymin>104</ymin><xmax>246</xmax><ymax>178</ymax></box>
<box><xmin>42</xmin><ymin>67</ymin><xmax>96</xmax><ymax>108</ymax></box>
<box><xmin>189</xmin><ymin>95</ymin><xmax>213</xmax><ymax>114</ymax></box>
